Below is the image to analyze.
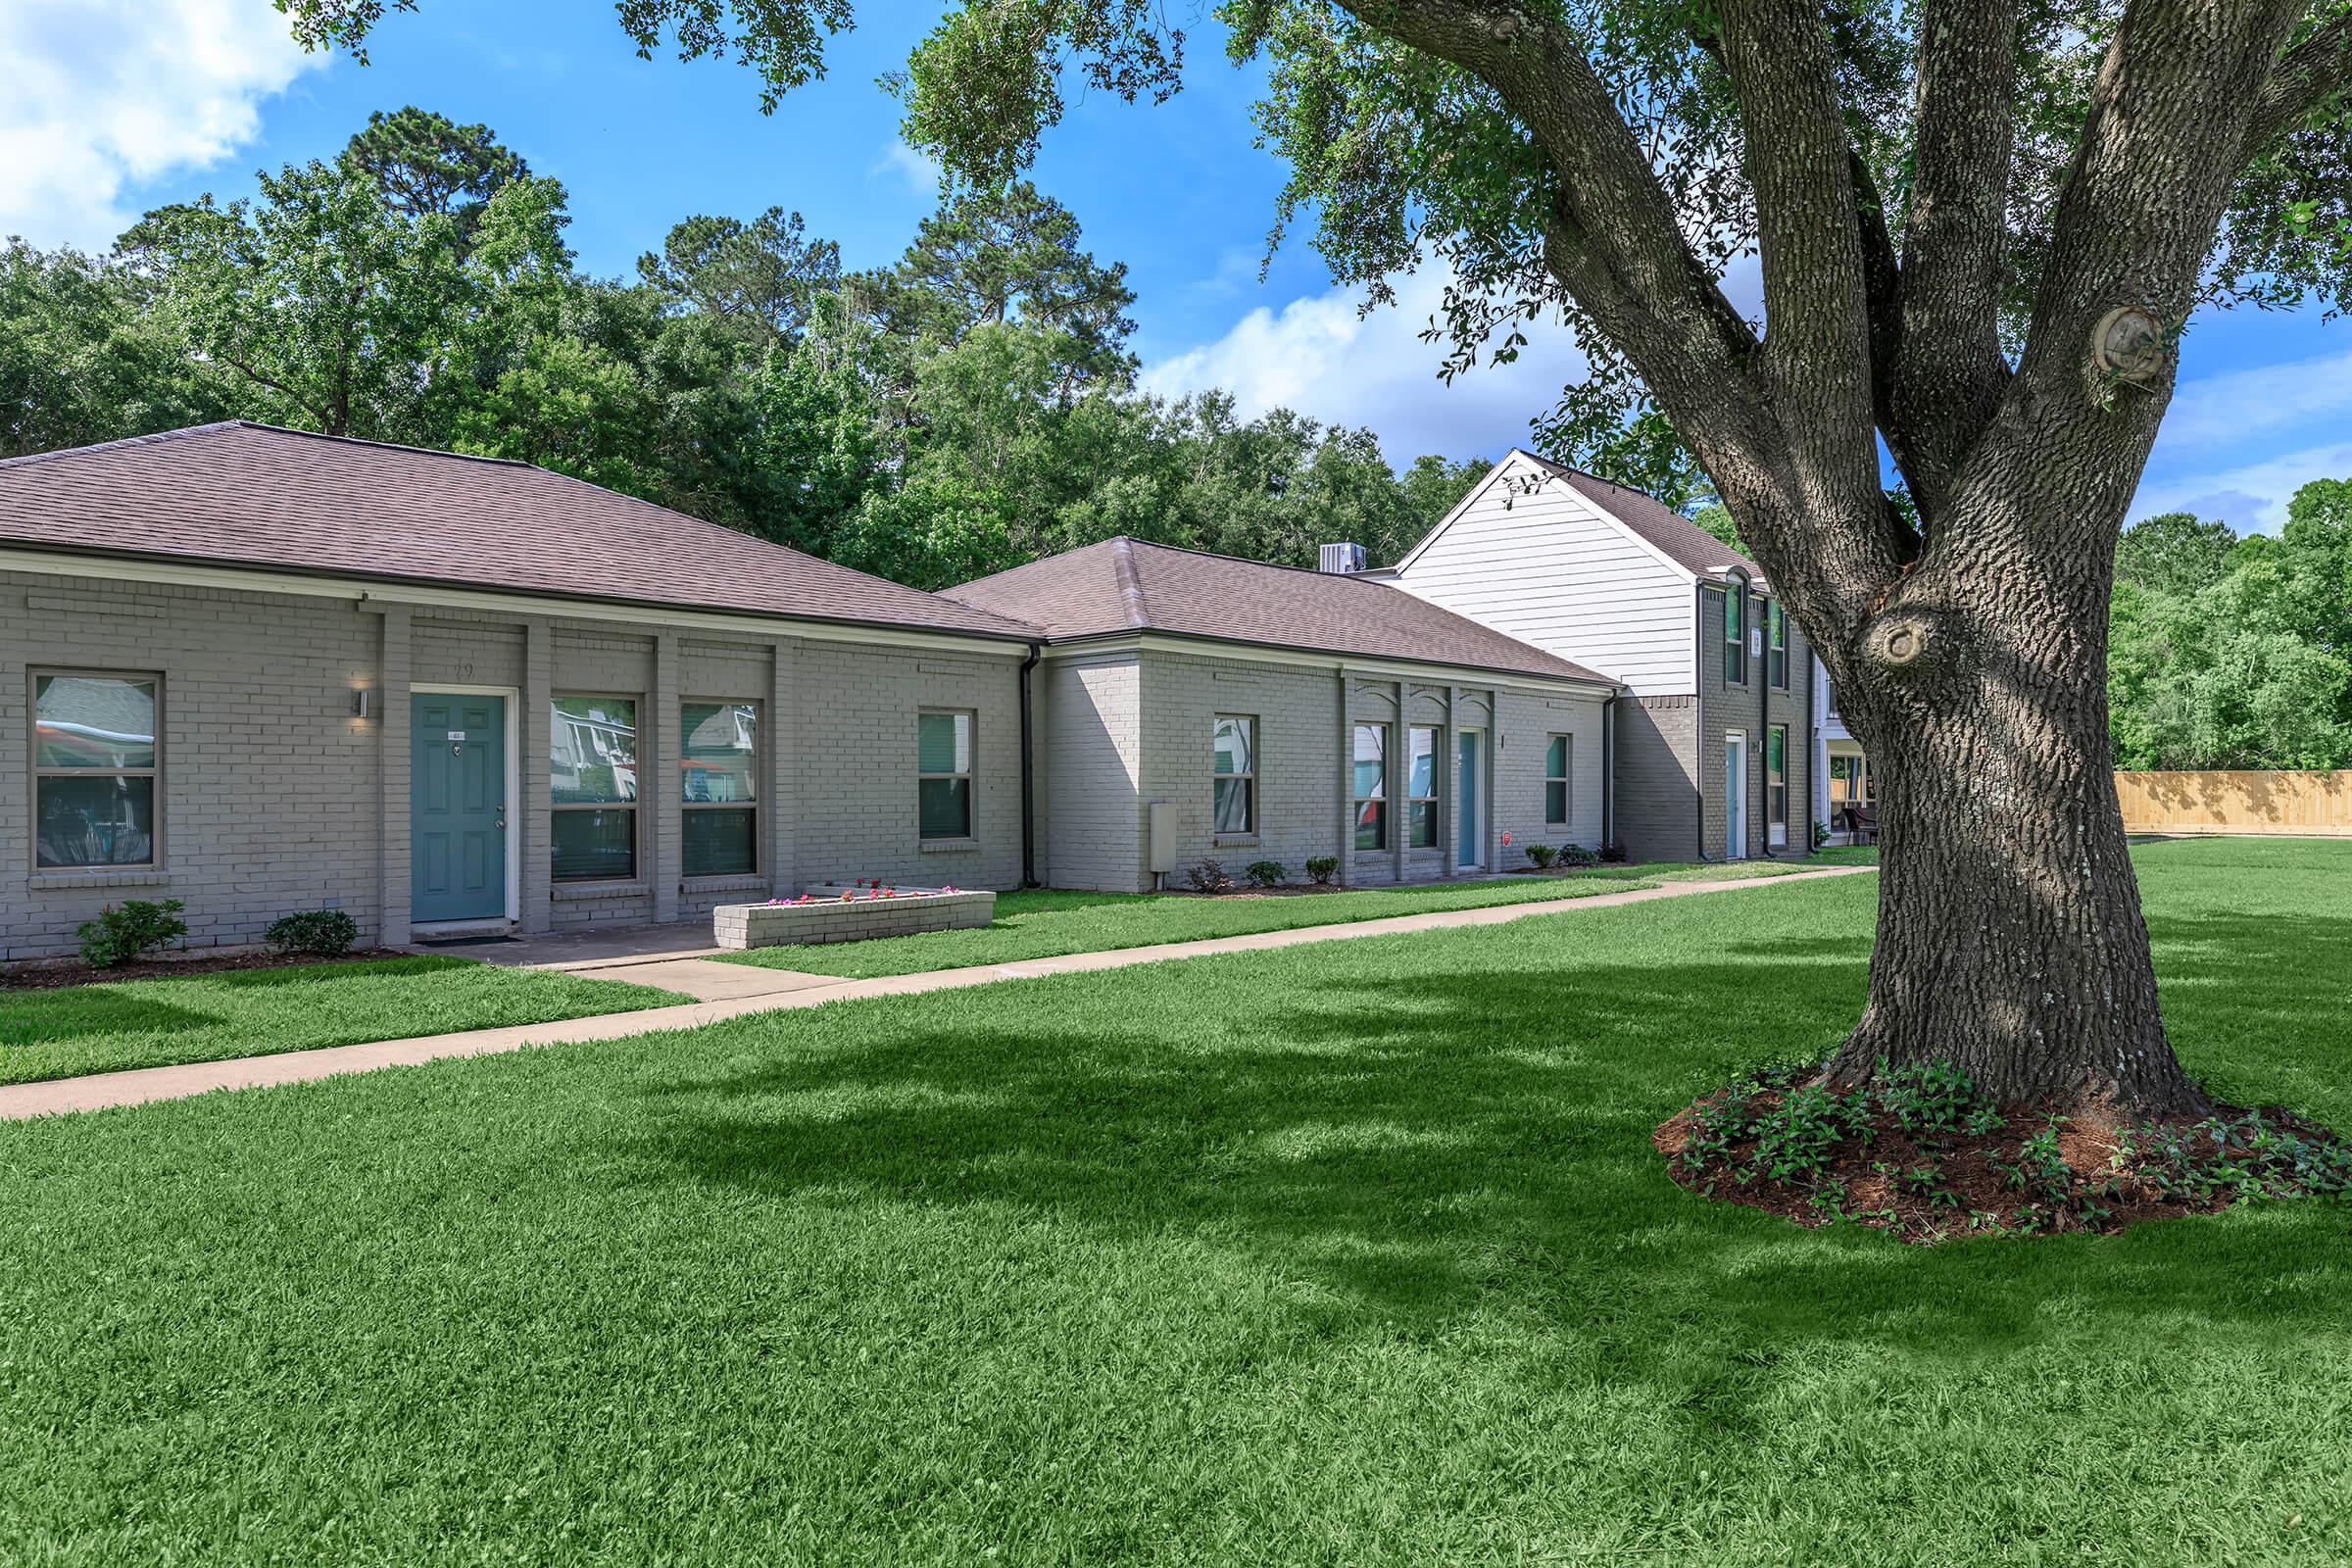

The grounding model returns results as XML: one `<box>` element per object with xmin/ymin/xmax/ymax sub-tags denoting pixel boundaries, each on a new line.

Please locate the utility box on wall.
<box><xmin>1148</xmin><ymin>801</ymin><xmax>1177</xmax><ymax>881</ymax></box>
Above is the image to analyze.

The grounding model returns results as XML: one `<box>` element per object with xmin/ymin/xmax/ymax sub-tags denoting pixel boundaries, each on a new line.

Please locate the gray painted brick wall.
<box><xmin>1</xmin><ymin>567</ymin><xmax>1026</xmax><ymax>958</ymax></box>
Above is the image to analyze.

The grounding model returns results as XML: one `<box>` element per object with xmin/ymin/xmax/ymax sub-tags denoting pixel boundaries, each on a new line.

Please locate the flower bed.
<box><xmin>712</xmin><ymin>883</ymin><xmax>997</xmax><ymax>949</ymax></box>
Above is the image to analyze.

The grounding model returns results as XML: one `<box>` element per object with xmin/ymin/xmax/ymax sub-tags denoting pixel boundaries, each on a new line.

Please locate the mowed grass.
<box><xmin>0</xmin><ymin>956</ymin><xmax>686</xmax><ymax>1085</ymax></box>
<box><xmin>0</xmin><ymin>838</ymin><xmax>2345</xmax><ymax>1563</ymax></box>
<box><xmin>717</xmin><ymin>873</ymin><xmax>1662</xmax><ymax>978</ymax></box>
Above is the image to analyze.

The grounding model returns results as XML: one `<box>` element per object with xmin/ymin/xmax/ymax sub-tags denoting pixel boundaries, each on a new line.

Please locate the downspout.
<box><xmin>1759</xmin><ymin>600</ymin><xmax>1773</xmax><ymax>858</ymax></box>
<box><xmin>1018</xmin><ymin>641</ymin><xmax>1042</xmax><ymax>888</ymax></box>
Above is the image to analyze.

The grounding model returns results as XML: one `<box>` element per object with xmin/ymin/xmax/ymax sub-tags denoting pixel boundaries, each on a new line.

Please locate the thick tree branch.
<box><xmin>2248</xmin><ymin>12</ymin><xmax>2352</xmax><ymax>150</ymax></box>
<box><xmin>1886</xmin><ymin>0</ymin><xmax>2016</xmax><ymax>523</ymax></box>
<box><xmin>1962</xmin><ymin>2</ymin><xmax>2308</xmax><ymax>563</ymax></box>
<box><xmin>1710</xmin><ymin>0</ymin><xmax>1905</xmax><ymax>626</ymax></box>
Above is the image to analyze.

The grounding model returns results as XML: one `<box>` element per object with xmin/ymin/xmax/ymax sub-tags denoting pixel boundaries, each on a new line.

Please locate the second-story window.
<box><xmin>1768</xmin><ymin>600</ymin><xmax>1788</xmax><ymax>689</ymax></box>
<box><xmin>1723</xmin><ymin>583</ymin><xmax>1747</xmax><ymax>685</ymax></box>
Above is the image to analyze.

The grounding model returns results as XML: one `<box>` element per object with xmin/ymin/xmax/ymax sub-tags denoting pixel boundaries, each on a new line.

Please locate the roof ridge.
<box><xmin>0</xmin><ymin>421</ymin><xmax>247</xmax><ymax>471</ymax></box>
<box><xmin>228</xmin><ymin>420</ymin><xmax>539</xmax><ymax>467</ymax></box>
<box><xmin>1114</xmin><ymin>533</ymin><xmax>1377</xmax><ymax>580</ymax></box>
<box><xmin>1107</xmin><ymin>537</ymin><xmax>1152</xmax><ymax>631</ymax></box>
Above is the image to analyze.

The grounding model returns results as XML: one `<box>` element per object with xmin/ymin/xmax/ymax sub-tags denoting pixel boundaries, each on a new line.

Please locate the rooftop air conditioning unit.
<box><xmin>1318</xmin><ymin>541</ymin><xmax>1368</xmax><ymax>575</ymax></box>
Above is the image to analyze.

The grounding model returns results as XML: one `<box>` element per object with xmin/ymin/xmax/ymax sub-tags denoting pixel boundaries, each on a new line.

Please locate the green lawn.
<box><xmin>1</xmin><ymin>838</ymin><xmax>2344</xmax><ymax>1562</ymax></box>
<box><xmin>717</xmin><ymin>874</ymin><xmax>1662</xmax><ymax>977</ymax></box>
<box><xmin>717</xmin><ymin>858</ymin><xmax>1864</xmax><ymax>981</ymax></box>
<box><xmin>0</xmin><ymin>956</ymin><xmax>687</xmax><ymax>1085</ymax></box>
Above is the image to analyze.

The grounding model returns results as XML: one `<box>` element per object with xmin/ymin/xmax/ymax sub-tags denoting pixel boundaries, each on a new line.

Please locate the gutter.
<box><xmin>1600</xmin><ymin>691</ymin><xmax>1617</xmax><ymax>851</ymax></box>
<box><xmin>1018</xmin><ymin>641</ymin><xmax>1043</xmax><ymax>888</ymax></box>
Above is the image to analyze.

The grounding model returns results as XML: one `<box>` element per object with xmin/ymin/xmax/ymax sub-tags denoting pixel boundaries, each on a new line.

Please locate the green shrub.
<box><xmin>1598</xmin><ymin>839</ymin><xmax>1632</xmax><ymax>863</ymax></box>
<box><xmin>265</xmin><ymin>908</ymin><xmax>360</xmax><ymax>956</ymax></box>
<box><xmin>76</xmin><ymin>899</ymin><xmax>188</xmax><ymax>968</ymax></box>
<box><xmin>1525</xmin><ymin>844</ymin><xmax>1560</xmax><ymax>869</ymax></box>
<box><xmin>1304</xmin><ymin>856</ymin><xmax>1339</xmax><ymax>885</ymax></box>
<box><xmin>1245</xmin><ymin>860</ymin><xmax>1286</xmax><ymax>889</ymax></box>
<box><xmin>1555</xmin><ymin>843</ymin><xmax>1601</xmax><ymax>868</ymax></box>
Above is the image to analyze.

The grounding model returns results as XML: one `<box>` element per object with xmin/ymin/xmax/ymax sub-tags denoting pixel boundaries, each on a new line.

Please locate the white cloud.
<box><xmin>870</xmin><ymin>140</ymin><xmax>942</xmax><ymax>194</ymax></box>
<box><xmin>0</xmin><ymin>0</ymin><xmax>318</xmax><ymax>249</ymax></box>
<box><xmin>2131</xmin><ymin>438</ymin><xmax>2352</xmax><ymax>534</ymax></box>
<box><xmin>1139</xmin><ymin>267</ymin><xmax>1594</xmax><ymax>462</ymax></box>
<box><xmin>2154</xmin><ymin>348</ymin><xmax>2352</xmax><ymax>454</ymax></box>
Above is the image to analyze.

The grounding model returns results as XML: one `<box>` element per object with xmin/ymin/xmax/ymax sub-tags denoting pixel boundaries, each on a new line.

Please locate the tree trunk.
<box><xmin>1818</xmin><ymin>497</ymin><xmax>2208</xmax><ymax>1117</ymax></box>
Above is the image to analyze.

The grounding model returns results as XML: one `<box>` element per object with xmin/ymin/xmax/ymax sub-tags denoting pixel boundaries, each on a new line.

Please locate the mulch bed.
<box><xmin>1658</xmin><ymin>1066</ymin><xmax>2352</xmax><ymax>1244</ymax></box>
<box><xmin>0</xmin><ymin>949</ymin><xmax>417</xmax><ymax>992</ymax></box>
<box><xmin>1166</xmin><ymin>884</ymin><xmax>1345</xmax><ymax>898</ymax></box>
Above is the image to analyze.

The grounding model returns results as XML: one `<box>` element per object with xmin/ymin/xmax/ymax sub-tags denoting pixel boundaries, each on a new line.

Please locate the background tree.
<box><xmin>2115</xmin><ymin>512</ymin><xmax>2240</xmax><ymax>598</ymax></box>
<box><xmin>278</xmin><ymin>0</ymin><xmax>2352</xmax><ymax>1116</ymax></box>
<box><xmin>638</xmin><ymin>207</ymin><xmax>842</xmax><ymax>353</ymax></box>
<box><xmin>342</xmin><ymin>106</ymin><xmax>529</xmax><ymax>246</ymax></box>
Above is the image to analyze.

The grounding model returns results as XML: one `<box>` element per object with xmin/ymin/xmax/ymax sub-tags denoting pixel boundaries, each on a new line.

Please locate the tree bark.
<box><xmin>1818</xmin><ymin>486</ymin><xmax>2207</xmax><ymax>1115</ymax></box>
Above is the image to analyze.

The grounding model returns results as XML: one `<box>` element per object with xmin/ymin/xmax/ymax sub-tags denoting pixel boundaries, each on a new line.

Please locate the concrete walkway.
<box><xmin>0</xmin><ymin>865</ymin><xmax>1873</xmax><ymax>1120</ymax></box>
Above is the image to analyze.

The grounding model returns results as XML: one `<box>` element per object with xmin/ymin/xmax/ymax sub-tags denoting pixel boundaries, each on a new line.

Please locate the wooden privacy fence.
<box><xmin>2115</xmin><ymin>769</ymin><xmax>2352</xmax><ymax>837</ymax></box>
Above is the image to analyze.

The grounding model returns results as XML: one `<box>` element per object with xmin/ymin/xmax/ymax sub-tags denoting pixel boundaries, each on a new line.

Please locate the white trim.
<box><xmin>413</xmin><ymin>683</ymin><xmax>521</xmax><ymax>925</ymax></box>
<box><xmin>1039</xmin><ymin>632</ymin><xmax>1618</xmax><ymax>702</ymax></box>
<box><xmin>0</xmin><ymin>547</ymin><xmax>1028</xmax><ymax>659</ymax></box>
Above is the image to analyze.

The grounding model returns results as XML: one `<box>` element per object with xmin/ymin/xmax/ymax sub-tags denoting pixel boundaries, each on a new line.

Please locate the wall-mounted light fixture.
<box><xmin>352</xmin><ymin>688</ymin><xmax>372</xmax><ymax>720</ymax></box>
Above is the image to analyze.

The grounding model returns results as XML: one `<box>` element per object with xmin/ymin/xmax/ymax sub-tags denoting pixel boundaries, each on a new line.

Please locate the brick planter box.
<box><xmin>712</xmin><ymin>885</ymin><xmax>998</xmax><ymax>950</ymax></box>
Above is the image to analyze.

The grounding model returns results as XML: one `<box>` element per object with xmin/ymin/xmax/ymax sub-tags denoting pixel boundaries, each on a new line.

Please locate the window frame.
<box><xmin>1212</xmin><ymin>713</ymin><xmax>1256</xmax><ymax>838</ymax></box>
<box><xmin>29</xmin><ymin>667</ymin><xmax>164</xmax><ymax>872</ymax></box>
<box><xmin>1767</xmin><ymin>723</ymin><xmax>1788</xmax><ymax>843</ymax></box>
<box><xmin>1406</xmin><ymin>725</ymin><xmax>1440</xmax><ymax>849</ymax></box>
<box><xmin>550</xmin><ymin>692</ymin><xmax>642</xmax><ymax>884</ymax></box>
<box><xmin>1544</xmin><ymin>733</ymin><xmax>1573</xmax><ymax>827</ymax></box>
<box><xmin>1722</xmin><ymin>581</ymin><xmax>1747</xmax><ymax>685</ymax></box>
<box><xmin>1350</xmin><ymin>721</ymin><xmax>1390</xmax><ymax>853</ymax></box>
<box><xmin>917</xmin><ymin>708</ymin><xmax>977</xmax><ymax>841</ymax></box>
<box><xmin>680</xmin><ymin>697</ymin><xmax>760</xmax><ymax>879</ymax></box>
<box><xmin>1768</xmin><ymin>600</ymin><xmax>1789</xmax><ymax>690</ymax></box>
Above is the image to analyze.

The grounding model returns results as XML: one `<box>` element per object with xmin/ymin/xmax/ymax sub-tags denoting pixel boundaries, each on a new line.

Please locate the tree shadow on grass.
<box><xmin>0</xmin><ymin>988</ymin><xmax>220</xmax><ymax>1046</ymax></box>
<box><xmin>621</xmin><ymin>910</ymin><xmax>2352</xmax><ymax>1422</ymax></box>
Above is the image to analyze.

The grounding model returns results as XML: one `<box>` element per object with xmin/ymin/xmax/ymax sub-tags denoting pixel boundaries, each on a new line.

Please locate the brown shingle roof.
<box><xmin>0</xmin><ymin>422</ymin><xmax>1040</xmax><ymax>641</ymax></box>
<box><xmin>945</xmin><ymin>537</ymin><xmax>1613</xmax><ymax>685</ymax></box>
<box><xmin>1525</xmin><ymin>454</ymin><xmax>1761</xmax><ymax>581</ymax></box>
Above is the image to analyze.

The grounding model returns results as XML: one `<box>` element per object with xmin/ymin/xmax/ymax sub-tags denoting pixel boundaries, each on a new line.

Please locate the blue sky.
<box><xmin>7</xmin><ymin>0</ymin><xmax>2351</xmax><ymax>532</ymax></box>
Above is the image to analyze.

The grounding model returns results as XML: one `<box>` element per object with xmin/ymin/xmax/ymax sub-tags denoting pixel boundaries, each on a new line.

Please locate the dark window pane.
<box><xmin>683</xmin><ymin>808</ymin><xmax>757</xmax><ymax>877</ymax></box>
<box><xmin>1545</xmin><ymin>780</ymin><xmax>1568</xmax><ymax>824</ymax></box>
<box><xmin>551</xmin><ymin>808</ymin><xmax>636</xmax><ymax>881</ymax></box>
<box><xmin>919</xmin><ymin>711</ymin><xmax>971</xmax><ymax>774</ymax></box>
<box><xmin>919</xmin><ymin>777</ymin><xmax>971</xmax><ymax>839</ymax></box>
<box><xmin>35</xmin><ymin>674</ymin><xmax>155</xmax><ymax>768</ymax></box>
<box><xmin>1545</xmin><ymin>736</ymin><xmax>1568</xmax><ymax>778</ymax></box>
<box><xmin>1354</xmin><ymin>800</ymin><xmax>1388</xmax><ymax>852</ymax></box>
<box><xmin>1213</xmin><ymin>777</ymin><xmax>1252</xmax><ymax>834</ymax></box>
<box><xmin>681</xmin><ymin>703</ymin><xmax>758</xmax><ymax>804</ymax></box>
<box><xmin>551</xmin><ymin>698</ymin><xmax>638</xmax><ymax>804</ymax></box>
<box><xmin>36</xmin><ymin>774</ymin><xmax>155</xmax><ymax>867</ymax></box>
<box><xmin>1409</xmin><ymin>800</ymin><xmax>1437</xmax><ymax>849</ymax></box>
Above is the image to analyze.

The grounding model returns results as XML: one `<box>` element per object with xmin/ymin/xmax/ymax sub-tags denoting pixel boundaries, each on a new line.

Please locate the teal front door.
<box><xmin>412</xmin><ymin>694</ymin><xmax>507</xmax><ymax>922</ymax></box>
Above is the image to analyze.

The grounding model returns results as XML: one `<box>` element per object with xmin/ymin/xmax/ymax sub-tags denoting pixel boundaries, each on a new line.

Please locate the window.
<box><xmin>681</xmin><ymin>701</ymin><xmax>759</xmax><ymax>877</ymax></box>
<box><xmin>1768</xmin><ymin>600</ymin><xmax>1788</xmax><ymax>689</ymax></box>
<box><xmin>1406</xmin><ymin>726</ymin><xmax>1439</xmax><ymax>849</ymax></box>
<box><xmin>1544</xmin><ymin>734</ymin><xmax>1572</xmax><ymax>825</ymax></box>
<box><xmin>1767</xmin><ymin>725</ymin><xmax>1788</xmax><ymax>844</ymax></box>
<box><xmin>918</xmin><ymin>710</ymin><xmax>974</xmax><ymax>839</ymax></box>
<box><xmin>1723</xmin><ymin>582</ymin><xmax>1747</xmax><ymax>684</ymax></box>
<box><xmin>550</xmin><ymin>696</ymin><xmax>638</xmax><ymax>881</ymax></box>
<box><xmin>1212</xmin><ymin>714</ymin><xmax>1255</xmax><ymax>835</ymax></box>
<box><xmin>32</xmin><ymin>672</ymin><xmax>159</xmax><ymax>869</ymax></box>
<box><xmin>1351</xmin><ymin>722</ymin><xmax>1389</xmax><ymax>851</ymax></box>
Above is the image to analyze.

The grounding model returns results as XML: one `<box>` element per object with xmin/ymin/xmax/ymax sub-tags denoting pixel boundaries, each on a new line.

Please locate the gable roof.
<box><xmin>0</xmin><ymin>422</ymin><xmax>1040</xmax><ymax>641</ymax></box>
<box><xmin>944</xmin><ymin>536</ymin><xmax>1614</xmax><ymax>686</ymax></box>
<box><xmin>1393</xmin><ymin>449</ymin><xmax>1761</xmax><ymax>587</ymax></box>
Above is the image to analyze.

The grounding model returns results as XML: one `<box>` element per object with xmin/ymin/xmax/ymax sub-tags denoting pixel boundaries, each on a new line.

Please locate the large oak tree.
<box><xmin>281</xmin><ymin>0</ymin><xmax>2352</xmax><ymax>1113</ymax></box>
